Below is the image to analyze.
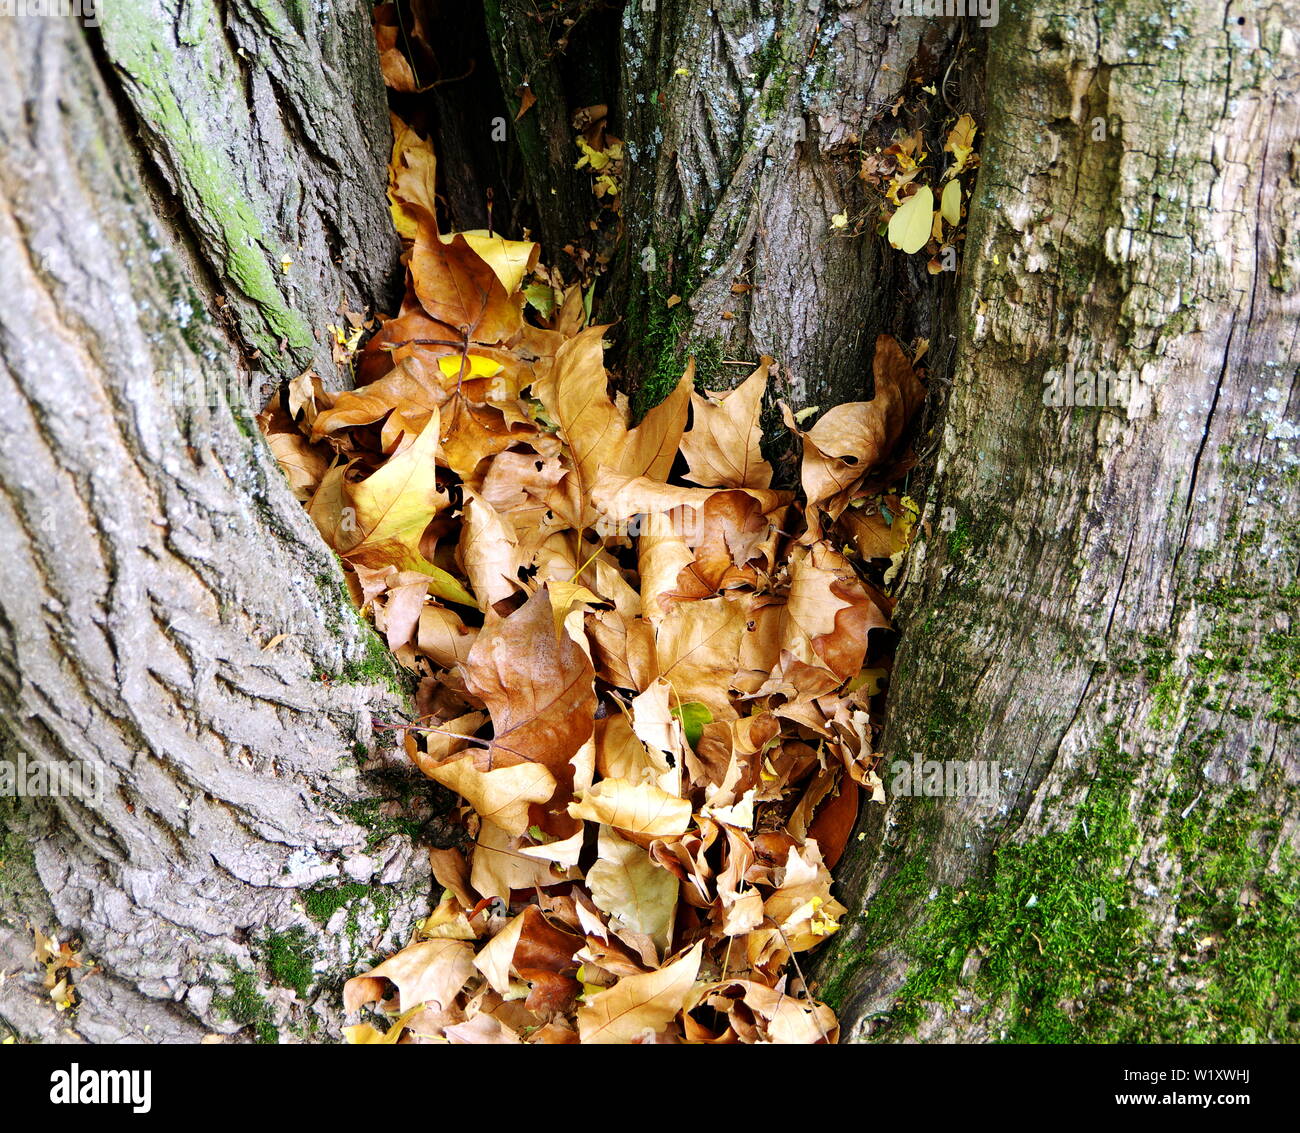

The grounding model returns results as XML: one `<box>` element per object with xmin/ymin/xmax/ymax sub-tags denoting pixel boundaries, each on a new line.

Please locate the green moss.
<box><xmin>889</xmin><ymin>730</ymin><xmax>1142</xmax><ymax>1041</ymax></box>
<box><xmin>818</xmin><ymin>848</ymin><xmax>931</xmax><ymax>1015</ymax></box>
<box><xmin>313</xmin><ymin>573</ymin><xmax>410</xmax><ymax>700</ymax></box>
<box><xmin>754</xmin><ymin>36</ymin><xmax>795</xmax><ymax>117</ymax></box>
<box><xmin>629</xmin><ymin>250</ymin><xmax>724</xmax><ymax>418</ymax></box>
<box><xmin>262</xmin><ymin>927</ymin><xmax>316</xmax><ymax>999</ymax></box>
<box><xmin>815</xmin><ymin>804</ymin><xmax>940</xmax><ymax>1014</ymax></box>
<box><xmin>336</xmin><ymin>628</ymin><xmax>406</xmax><ymax>691</ymax></box>
<box><xmin>947</xmin><ymin>511</ymin><xmax>972</xmax><ymax>558</ymax></box>
<box><xmin>0</xmin><ymin>801</ymin><xmax>39</xmax><ymax>910</ymax></box>
<box><xmin>866</xmin><ymin>714</ymin><xmax>1300</xmax><ymax>1043</ymax></box>
<box><xmin>302</xmin><ymin>881</ymin><xmax>395</xmax><ymax>943</ymax></box>
<box><xmin>212</xmin><ymin>967</ymin><xmax>278</xmax><ymax>1044</ymax></box>
<box><xmin>100</xmin><ymin>5</ymin><xmax>314</xmax><ymax>368</ymax></box>
<box><xmin>335</xmin><ymin>796</ymin><xmax>425</xmax><ymax>851</ymax></box>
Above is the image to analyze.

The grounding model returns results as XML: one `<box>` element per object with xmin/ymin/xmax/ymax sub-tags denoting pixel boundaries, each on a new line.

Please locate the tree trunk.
<box><xmin>490</xmin><ymin>1</ymin><xmax>968</xmax><ymax>421</ymax></box>
<box><xmin>0</xmin><ymin>7</ymin><xmax>428</xmax><ymax>1044</ymax></box>
<box><xmin>614</xmin><ymin>0</ymin><xmax>966</xmax><ymax>419</ymax></box>
<box><xmin>813</xmin><ymin>1</ymin><xmax>1300</xmax><ymax>1043</ymax></box>
<box><xmin>3</xmin><ymin>0</ymin><xmax>1295</xmax><ymax>1048</ymax></box>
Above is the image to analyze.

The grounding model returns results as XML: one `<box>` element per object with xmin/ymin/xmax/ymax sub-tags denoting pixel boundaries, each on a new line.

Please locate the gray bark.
<box><xmin>3</xmin><ymin>0</ymin><xmax>1295</xmax><ymax>1048</ymax></box>
<box><xmin>0</xmin><ymin>9</ymin><xmax>425</xmax><ymax>1044</ymax></box>
<box><xmin>816</xmin><ymin>0</ymin><xmax>1300</xmax><ymax>1043</ymax></box>
<box><xmin>96</xmin><ymin>0</ymin><xmax>402</xmax><ymax>380</ymax></box>
<box><xmin>616</xmin><ymin>1</ymin><xmax>960</xmax><ymax>418</ymax></box>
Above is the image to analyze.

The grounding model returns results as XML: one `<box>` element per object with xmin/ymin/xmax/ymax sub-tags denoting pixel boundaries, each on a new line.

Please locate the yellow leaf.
<box><xmin>887</xmin><ymin>186</ymin><xmax>934</xmax><ymax>255</ymax></box>
<box><xmin>344</xmin><ymin>1003</ymin><xmax>426</xmax><ymax>1044</ymax></box>
<box><xmin>567</xmin><ymin>777</ymin><xmax>692</xmax><ymax>838</ymax></box>
<box><xmin>437</xmin><ymin>353</ymin><xmax>504</xmax><ymax>380</ymax></box>
<box><xmin>343</xmin><ymin>939</ymin><xmax>475</xmax><ymax>1015</ymax></box>
<box><xmin>425</xmin><ymin>753</ymin><xmax>556</xmax><ymax>837</ymax></box>
<box><xmin>941</xmin><ymin>178</ymin><xmax>962</xmax><ymax>226</ymax></box>
<box><xmin>341</xmin><ymin>413</ymin><xmax>444</xmax><ymax>564</ymax></box>
<box><xmin>586</xmin><ymin>825</ymin><xmax>679</xmax><ymax>950</ymax></box>
<box><xmin>445</xmin><ymin>231</ymin><xmax>539</xmax><ymax>296</ymax></box>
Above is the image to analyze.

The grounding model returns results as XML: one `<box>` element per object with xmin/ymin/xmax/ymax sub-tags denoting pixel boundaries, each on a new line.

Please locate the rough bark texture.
<box><xmin>0</xmin><ymin>11</ymin><xmax>427</xmax><ymax>1043</ymax></box>
<box><xmin>95</xmin><ymin>0</ymin><xmax>402</xmax><ymax>381</ymax></box>
<box><xmin>616</xmin><ymin>1</ymin><xmax>962</xmax><ymax>420</ymax></box>
<box><xmin>816</xmin><ymin>0</ymin><xmax>1300</xmax><ymax>1043</ymax></box>
<box><xmin>4</xmin><ymin>0</ymin><xmax>1296</xmax><ymax>1048</ymax></box>
<box><xmin>483</xmin><ymin>0</ymin><xmax>601</xmax><ymax>256</ymax></box>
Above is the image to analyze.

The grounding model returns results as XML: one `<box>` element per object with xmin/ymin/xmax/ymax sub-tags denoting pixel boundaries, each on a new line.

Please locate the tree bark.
<box><xmin>95</xmin><ymin>0</ymin><xmax>403</xmax><ymax>381</ymax></box>
<box><xmin>614</xmin><ymin>0</ymin><xmax>962</xmax><ymax>418</ymax></box>
<box><xmin>814</xmin><ymin>1</ymin><xmax>1300</xmax><ymax>1043</ymax></box>
<box><xmin>0</xmin><ymin>8</ymin><xmax>427</xmax><ymax>1043</ymax></box>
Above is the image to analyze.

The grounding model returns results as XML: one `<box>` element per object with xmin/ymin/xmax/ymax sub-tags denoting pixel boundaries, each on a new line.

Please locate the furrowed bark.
<box><xmin>816</xmin><ymin>0</ymin><xmax>1300</xmax><ymax>1043</ymax></box>
<box><xmin>483</xmin><ymin>0</ymin><xmax>599</xmax><ymax>257</ymax></box>
<box><xmin>94</xmin><ymin>0</ymin><xmax>402</xmax><ymax>381</ymax></box>
<box><xmin>615</xmin><ymin>1</ymin><xmax>961</xmax><ymax>418</ymax></box>
<box><xmin>0</xmin><ymin>12</ymin><xmax>427</xmax><ymax>1043</ymax></box>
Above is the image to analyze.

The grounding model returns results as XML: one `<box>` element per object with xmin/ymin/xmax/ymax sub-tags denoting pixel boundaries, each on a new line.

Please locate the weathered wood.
<box><xmin>0</xmin><ymin>12</ymin><xmax>424</xmax><ymax>1043</ymax></box>
<box><xmin>816</xmin><ymin>0</ymin><xmax>1300</xmax><ymax>1043</ymax></box>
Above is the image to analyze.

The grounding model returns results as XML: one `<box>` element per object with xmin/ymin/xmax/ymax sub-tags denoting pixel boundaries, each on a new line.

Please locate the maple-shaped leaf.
<box><xmin>460</xmin><ymin>586</ymin><xmax>596</xmax><ymax>788</ymax></box>
<box><xmin>388</xmin><ymin>114</ymin><xmax>438</xmax><ymax>233</ymax></box>
<box><xmin>471</xmin><ymin>819</ymin><xmax>576</xmax><ymax>900</ymax></box>
<box><xmin>424</xmin><ymin>753</ymin><xmax>556</xmax><ymax>837</ymax></box>
<box><xmin>476</xmin><ymin>905</ymin><xmax>581</xmax><ymax>1001</ymax></box>
<box><xmin>541</xmin><ymin>325</ymin><xmax>691</xmax><ymax>513</ymax></box>
<box><xmin>453</xmin><ymin>231</ymin><xmax>540</xmax><ymax>297</ymax></box>
<box><xmin>696</xmin><ymin>979</ymin><xmax>838</xmax><ymax>1044</ymax></box>
<box><xmin>459</xmin><ymin>490</ymin><xmax>522</xmax><ymax>609</ymax></box>
<box><xmin>330</xmin><ymin>411</ymin><xmax>474</xmax><ymax>606</ymax></box>
<box><xmin>343</xmin><ymin>939</ymin><xmax>475</xmax><ymax>1015</ymax></box>
<box><xmin>410</xmin><ymin>218</ymin><xmax>522</xmax><ymax>345</ymax></box>
<box><xmin>783</xmin><ymin>335</ymin><xmax>925</xmax><ymax>518</ymax></box>
<box><xmin>680</xmin><ymin>358</ymin><xmax>774</xmax><ymax>489</ymax></box>
<box><xmin>653</xmin><ymin>595</ymin><xmax>750</xmax><ymax>719</ymax></box>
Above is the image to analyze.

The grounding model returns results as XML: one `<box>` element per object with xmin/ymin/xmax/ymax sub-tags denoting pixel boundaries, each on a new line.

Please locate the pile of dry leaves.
<box><xmin>259</xmin><ymin>123</ymin><xmax>926</xmax><ymax>1044</ymax></box>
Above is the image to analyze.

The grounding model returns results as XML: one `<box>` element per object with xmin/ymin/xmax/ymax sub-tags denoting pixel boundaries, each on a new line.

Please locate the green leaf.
<box><xmin>671</xmin><ymin>701</ymin><xmax>712</xmax><ymax>749</ymax></box>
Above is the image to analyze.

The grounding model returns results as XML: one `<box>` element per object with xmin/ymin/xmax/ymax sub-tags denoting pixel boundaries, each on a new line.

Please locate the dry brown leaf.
<box><xmin>461</xmin><ymin>586</ymin><xmax>596</xmax><ymax>787</ymax></box>
<box><xmin>343</xmin><ymin>939</ymin><xmax>475</xmax><ymax>1016</ymax></box>
<box><xmin>567</xmin><ymin>777</ymin><xmax>692</xmax><ymax>839</ymax></box>
<box><xmin>680</xmin><ymin>358</ymin><xmax>773</xmax><ymax>489</ymax></box>
<box><xmin>576</xmin><ymin>941</ymin><xmax>702</xmax><ymax>1043</ymax></box>
<box><xmin>586</xmin><ymin>825</ymin><xmax>679</xmax><ymax>951</ymax></box>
